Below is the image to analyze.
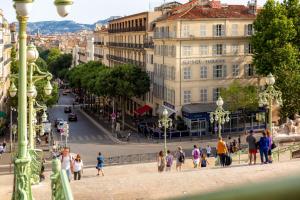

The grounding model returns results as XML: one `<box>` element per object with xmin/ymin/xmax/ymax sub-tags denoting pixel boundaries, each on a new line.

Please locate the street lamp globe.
<box><xmin>27</xmin><ymin>85</ymin><xmax>35</xmax><ymax>98</ymax></box>
<box><xmin>44</xmin><ymin>81</ymin><xmax>53</xmax><ymax>96</ymax></box>
<box><xmin>14</xmin><ymin>0</ymin><xmax>33</xmax><ymax>17</ymax></box>
<box><xmin>54</xmin><ymin>0</ymin><xmax>74</xmax><ymax>17</ymax></box>
<box><xmin>9</xmin><ymin>82</ymin><xmax>18</xmax><ymax>97</ymax></box>
<box><xmin>216</xmin><ymin>96</ymin><xmax>224</xmax><ymax>107</ymax></box>
<box><xmin>27</xmin><ymin>43</ymin><xmax>39</xmax><ymax>63</ymax></box>
<box><xmin>162</xmin><ymin>109</ymin><xmax>168</xmax><ymax>117</ymax></box>
<box><xmin>266</xmin><ymin>73</ymin><xmax>275</xmax><ymax>86</ymax></box>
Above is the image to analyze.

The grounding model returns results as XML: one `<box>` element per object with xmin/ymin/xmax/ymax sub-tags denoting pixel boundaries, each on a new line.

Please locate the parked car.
<box><xmin>68</xmin><ymin>113</ymin><xmax>77</xmax><ymax>122</ymax></box>
<box><xmin>57</xmin><ymin>121</ymin><xmax>68</xmax><ymax>132</ymax></box>
<box><xmin>64</xmin><ymin>106</ymin><xmax>72</xmax><ymax>113</ymax></box>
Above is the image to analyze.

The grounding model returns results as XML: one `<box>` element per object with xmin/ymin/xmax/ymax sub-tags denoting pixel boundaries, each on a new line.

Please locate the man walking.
<box><xmin>192</xmin><ymin>145</ymin><xmax>200</xmax><ymax>168</ymax></box>
<box><xmin>246</xmin><ymin>130</ymin><xmax>257</xmax><ymax>165</ymax></box>
<box><xmin>217</xmin><ymin>137</ymin><xmax>228</xmax><ymax>167</ymax></box>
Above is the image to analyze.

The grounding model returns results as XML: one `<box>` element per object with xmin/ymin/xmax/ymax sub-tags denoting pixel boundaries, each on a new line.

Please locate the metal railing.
<box><xmin>29</xmin><ymin>149</ymin><xmax>43</xmax><ymax>185</ymax></box>
<box><xmin>51</xmin><ymin>158</ymin><xmax>74</xmax><ymax>200</ymax></box>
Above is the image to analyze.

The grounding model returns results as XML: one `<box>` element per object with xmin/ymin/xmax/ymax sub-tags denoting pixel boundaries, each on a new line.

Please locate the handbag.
<box><xmin>271</xmin><ymin>143</ymin><xmax>277</xmax><ymax>150</ymax></box>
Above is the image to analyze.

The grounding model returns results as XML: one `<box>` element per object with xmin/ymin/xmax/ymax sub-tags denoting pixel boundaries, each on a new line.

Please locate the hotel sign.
<box><xmin>182</xmin><ymin>59</ymin><xmax>225</xmax><ymax>65</ymax></box>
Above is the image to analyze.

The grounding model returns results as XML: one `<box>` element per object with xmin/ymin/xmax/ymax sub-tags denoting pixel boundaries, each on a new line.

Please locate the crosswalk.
<box><xmin>67</xmin><ymin>134</ymin><xmax>105</xmax><ymax>142</ymax></box>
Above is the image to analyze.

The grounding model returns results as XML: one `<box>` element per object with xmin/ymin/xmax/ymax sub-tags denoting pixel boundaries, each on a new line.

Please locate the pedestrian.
<box><xmin>246</xmin><ymin>130</ymin><xmax>257</xmax><ymax>165</ymax></box>
<box><xmin>206</xmin><ymin>145</ymin><xmax>211</xmax><ymax>158</ymax></box>
<box><xmin>217</xmin><ymin>136</ymin><xmax>228</xmax><ymax>167</ymax></box>
<box><xmin>259</xmin><ymin>131</ymin><xmax>269</xmax><ymax>164</ymax></box>
<box><xmin>157</xmin><ymin>150</ymin><xmax>165</xmax><ymax>173</ymax></box>
<box><xmin>73</xmin><ymin>154</ymin><xmax>83</xmax><ymax>180</ymax></box>
<box><xmin>266</xmin><ymin>129</ymin><xmax>273</xmax><ymax>163</ymax></box>
<box><xmin>59</xmin><ymin>147</ymin><xmax>74</xmax><ymax>181</ymax></box>
<box><xmin>201</xmin><ymin>154</ymin><xmax>209</xmax><ymax>168</ymax></box>
<box><xmin>233</xmin><ymin>139</ymin><xmax>237</xmax><ymax>152</ymax></box>
<box><xmin>165</xmin><ymin>150</ymin><xmax>173</xmax><ymax>172</ymax></box>
<box><xmin>2</xmin><ymin>140</ymin><xmax>6</xmax><ymax>151</ymax></box>
<box><xmin>96</xmin><ymin>152</ymin><xmax>104</xmax><ymax>176</ymax></box>
<box><xmin>175</xmin><ymin>146</ymin><xmax>185</xmax><ymax>171</ymax></box>
<box><xmin>0</xmin><ymin>144</ymin><xmax>4</xmax><ymax>159</ymax></box>
<box><xmin>238</xmin><ymin>135</ymin><xmax>241</xmax><ymax>149</ymax></box>
<box><xmin>192</xmin><ymin>145</ymin><xmax>200</xmax><ymax>168</ymax></box>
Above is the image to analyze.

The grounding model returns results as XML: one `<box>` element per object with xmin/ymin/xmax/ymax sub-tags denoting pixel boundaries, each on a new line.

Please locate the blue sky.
<box><xmin>1</xmin><ymin>0</ymin><xmax>268</xmax><ymax>24</ymax></box>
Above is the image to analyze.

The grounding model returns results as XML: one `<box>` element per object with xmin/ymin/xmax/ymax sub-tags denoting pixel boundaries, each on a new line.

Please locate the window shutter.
<box><xmin>244</xmin><ymin>24</ymin><xmax>248</xmax><ymax>36</ymax></box>
<box><xmin>244</xmin><ymin>64</ymin><xmax>249</xmax><ymax>77</ymax></box>
<box><xmin>213</xmin><ymin>25</ymin><xmax>216</xmax><ymax>36</ymax></box>
<box><xmin>212</xmin><ymin>45</ymin><xmax>217</xmax><ymax>55</ymax></box>
<box><xmin>244</xmin><ymin>44</ymin><xmax>249</xmax><ymax>54</ymax></box>
<box><xmin>223</xmin><ymin>65</ymin><xmax>227</xmax><ymax>78</ymax></box>
<box><xmin>223</xmin><ymin>44</ymin><xmax>226</xmax><ymax>55</ymax></box>
<box><xmin>221</xmin><ymin>25</ymin><xmax>225</xmax><ymax>36</ymax></box>
<box><xmin>213</xmin><ymin>65</ymin><xmax>217</xmax><ymax>79</ymax></box>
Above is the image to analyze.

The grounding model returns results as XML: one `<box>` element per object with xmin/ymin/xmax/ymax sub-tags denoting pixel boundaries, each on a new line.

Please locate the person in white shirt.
<box><xmin>206</xmin><ymin>145</ymin><xmax>212</xmax><ymax>157</ymax></box>
<box><xmin>0</xmin><ymin>145</ymin><xmax>4</xmax><ymax>159</ymax></box>
<box><xmin>192</xmin><ymin>145</ymin><xmax>200</xmax><ymax>168</ymax></box>
<box><xmin>73</xmin><ymin>154</ymin><xmax>83</xmax><ymax>180</ymax></box>
<box><xmin>59</xmin><ymin>147</ymin><xmax>73</xmax><ymax>181</ymax></box>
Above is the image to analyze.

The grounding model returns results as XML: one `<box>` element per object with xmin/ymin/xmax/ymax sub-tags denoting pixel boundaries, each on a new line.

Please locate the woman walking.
<box><xmin>175</xmin><ymin>146</ymin><xmax>185</xmax><ymax>172</ymax></box>
<box><xmin>73</xmin><ymin>154</ymin><xmax>83</xmax><ymax>180</ymax></box>
<box><xmin>96</xmin><ymin>152</ymin><xmax>104</xmax><ymax>176</ymax></box>
<box><xmin>157</xmin><ymin>151</ymin><xmax>165</xmax><ymax>173</ymax></box>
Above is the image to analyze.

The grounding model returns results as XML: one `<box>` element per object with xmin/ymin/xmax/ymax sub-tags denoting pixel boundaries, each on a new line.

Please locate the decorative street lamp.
<box><xmin>158</xmin><ymin>109</ymin><xmax>172</xmax><ymax>156</ymax></box>
<box><xmin>10</xmin><ymin>0</ymin><xmax>73</xmax><ymax>199</ymax></box>
<box><xmin>259</xmin><ymin>73</ymin><xmax>282</xmax><ymax>136</ymax></box>
<box><xmin>210</xmin><ymin>96</ymin><xmax>230</xmax><ymax>137</ymax></box>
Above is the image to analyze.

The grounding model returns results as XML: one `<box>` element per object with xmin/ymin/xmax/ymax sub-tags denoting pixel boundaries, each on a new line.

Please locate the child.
<box><xmin>201</xmin><ymin>154</ymin><xmax>209</xmax><ymax>168</ymax></box>
<box><xmin>165</xmin><ymin>150</ymin><xmax>174</xmax><ymax>172</ymax></box>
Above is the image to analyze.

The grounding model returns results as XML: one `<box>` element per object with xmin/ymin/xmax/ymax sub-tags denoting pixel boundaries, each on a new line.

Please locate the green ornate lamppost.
<box><xmin>259</xmin><ymin>73</ymin><xmax>282</xmax><ymax>136</ymax></box>
<box><xmin>9</xmin><ymin>0</ymin><xmax>73</xmax><ymax>199</ymax></box>
<box><xmin>210</xmin><ymin>97</ymin><xmax>230</xmax><ymax>137</ymax></box>
<box><xmin>158</xmin><ymin>109</ymin><xmax>172</xmax><ymax>156</ymax></box>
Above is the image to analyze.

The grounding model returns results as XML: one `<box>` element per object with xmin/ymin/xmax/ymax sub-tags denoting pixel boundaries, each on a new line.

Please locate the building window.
<box><xmin>183</xmin><ymin>67</ymin><xmax>191</xmax><ymax>80</ymax></box>
<box><xmin>184</xmin><ymin>90</ymin><xmax>191</xmax><ymax>104</ymax></box>
<box><xmin>245</xmin><ymin>24</ymin><xmax>253</xmax><ymax>36</ymax></box>
<box><xmin>213</xmin><ymin>44</ymin><xmax>224</xmax><ymax>55</ymax></box>
<box><xmin>199</xmin><ymin>45</ymin><xmax>208</xmax><ymax>55</ymax></box>
<box><xmin>244</xmin><ymin>64</ymin><xmax>254</xmax><ymax>77</ymax></box>
<box><xmin>183</xmin><ymin>46</ymin><xmax>192</xmax><ymax>56</ymax></box>
<box><xmin>183</xmin><ymin>24</ymin><xmax>190</xmax><ymax>37</ymax></box>
<box><xmin>200</xmin><ymin>66</ymin><xmax>207</xmax><ymax>79</ymax></box>
<box><xmin>232</xmin><ymin>64</ymin><xmax>239</xmax><ymax>77</ymax></box>
<box><xmin>231</xmin><ymin>24</ymin><xmax>238</xmax><ymax>36</ymax></box>
<box><xmin>213</xmin><ymin>65</ymin><xmax>227</xmax><ymax>79</ymax></box>
<box><xmin>244</xmin><ymin>43</ymin><xmax>253</xmax><ymax>54</ymax></box>
<box><xmin>200</xmin><ymin>89</ymin><xmax>208</xmax><ymax>103</ymax></box>
<box><xmin>213</xmin><ymin>88</ymin><xmax>221</xmax><ymax>101</ymax></box>
<box><xmin>214</xmin><ymin>24</ymin><xmax>225</xmax><ymax>36</ymax></box>
<box><xmin>200</xmin><ymin>24</ymin><xmax>206</xmax><ymax>36</ymax></box>
<box><xmin>231</xmin><ymin>44</ymin><xmax>239</xmax><ymax>54</ymax></box>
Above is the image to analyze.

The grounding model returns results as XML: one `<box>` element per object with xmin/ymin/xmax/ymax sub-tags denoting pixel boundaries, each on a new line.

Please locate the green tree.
<box><xmin>48</xmin><ymin>53</ymin><xmax>72</xmax><ymax>78</ymax></box>
<box><xmin>251</xmin><ymin>0</ymin><xmax>300</xmax><ymax>118</ymax></box>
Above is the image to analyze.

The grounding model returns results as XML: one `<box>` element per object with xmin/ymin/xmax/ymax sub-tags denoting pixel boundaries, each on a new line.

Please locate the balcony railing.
<box><xmin>51</xmin><ymin>158</ymin><xmax>74</xmax><ymax>200</ymax></box>
<box><xmin>94</xmin><ymin>41</ymin><xmax>104</xmax><ymax>45</ymax></box>
<box><xmin>144</xmin><ymin>41</ymin><xmax>154</xmax><ymax>49</ymax></box>
<box><xmin>78</xmin><ymin>52</ymin><xmax>85</xmax><ymax>56</ymax></box>
<box><xmin>4</xmin><ymin>44</ymin><xmax>12</xmax><ymax>49</ymax></box>
<box><xmin>153</xmin><ymin>31</ymin><xmax>253</xmax><ymax>39</ymax></box>
<box><xmin>107</xmin><ymin>55</ymin><xmax>145</xmax><ymax>68</ymax></box>
<box><xmin>108</xmin><ymin>26</ymin><xmax>146</xmax><ymax>33</ymax></box>
<box><xmin>107</xmin><ymin>42</ymin><xmax>144</xmax><ymax>49</ymax></box>
<box><xmin>94</xmin><ymin>54</ymin><xmax>104</xmax><ymax>59</ymax></box>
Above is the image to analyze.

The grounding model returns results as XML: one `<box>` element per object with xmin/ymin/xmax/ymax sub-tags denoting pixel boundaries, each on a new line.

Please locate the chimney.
<box><xmin>248</xmin><ymin>0</ymin><xmax>257</xmax><ymax>15</ymax></box>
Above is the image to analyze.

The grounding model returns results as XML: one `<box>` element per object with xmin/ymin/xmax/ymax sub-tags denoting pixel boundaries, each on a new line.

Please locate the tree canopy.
<box><xmin>251</xmin><ymin>0</ymin><xmax>300</xmax><ymax>118</ymax></box>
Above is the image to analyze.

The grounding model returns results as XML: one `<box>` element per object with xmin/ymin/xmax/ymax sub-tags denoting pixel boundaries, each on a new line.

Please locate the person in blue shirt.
<box><xmin>96</xmin><ymin>152</ymin><xmax>104</xmax><ymax>176</ymax></box>
<box><xmin>259</xmin><ymin>131</ymin><xmax>269</xmax><ymax>164</ymax></box>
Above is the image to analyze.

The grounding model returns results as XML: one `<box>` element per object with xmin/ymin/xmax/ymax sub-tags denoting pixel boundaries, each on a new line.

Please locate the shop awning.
<box><xmin>134</xmin><ymin>105</ymin><xmax>152</xmax><ymax>115</ymax></box>
<box><xmin>0</xmin><ymin>111</ymin><xmax>6</xmax><ymax>118</ymax></box>
<box><xmin>157</xmin><ymin>106</ymin><xmax>175</xmax><ymax>117</ymax></box>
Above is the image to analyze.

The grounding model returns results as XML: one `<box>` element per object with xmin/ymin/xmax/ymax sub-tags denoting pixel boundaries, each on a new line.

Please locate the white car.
<box><xmin>57</xmin><ymin>121</ymin><xmax>68</xmax><ymax>132</ymax></box>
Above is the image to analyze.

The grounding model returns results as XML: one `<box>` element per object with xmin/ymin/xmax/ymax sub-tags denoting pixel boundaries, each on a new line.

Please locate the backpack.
<box><xmin>193</xmin><ymin>149</ymin><xmax>199</xmax><ymax>159</ymax></box>
<box><xmin>201</xmin><ymin>159</ymin><xmax>207</xmax><ymax>167</ymax></box>
<box><xmin>178</xmin><ymin>152</ymin><xmax>185</xmax><ymax>163</ymax></box>
<box><xmin>166</xmin><ymin>156</ymin><xmax>173</xmax><ymax>167</ymax></box>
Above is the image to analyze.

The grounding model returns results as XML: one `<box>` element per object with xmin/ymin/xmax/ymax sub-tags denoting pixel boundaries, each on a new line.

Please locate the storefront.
<box><xmin>182</xmin><ymin>103</ymin><xmax>266</xmax><ymax>136</ymax></box>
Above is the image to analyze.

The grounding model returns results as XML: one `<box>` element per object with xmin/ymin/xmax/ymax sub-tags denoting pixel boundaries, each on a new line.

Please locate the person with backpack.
<box><xmin>165</xmin><ymin>150</ymin><xmax>174</xmax><ymax>172</ymax></box>
<box><xmin>96</xmin><ymin>152</ymin><xmax>104</xmax><ymax>176</ymax></box>
<box><xmin>259</xmin><ymin>131</ymin><xmax>269</xmax><ymax>164</ymax></box>
<box><xmin>59</xmin><ymin>147</ymin><xmax>74</xmax><ymax>181</ymax></box>
<box><xmin>217</xmin><ymin>136</ymin><xmax>228</xmax><ymax>167</ymax></box>
<box><xmin>201</xmin><ymin>154</ymin><xmax>209</xmax><ymax>168</ymax></box>
<box><xmin>175</xmin><ymin>146</ymin><xmax>185</xmax><ymax>171</ymax></box>
<box><xmin>157</xmin><ymin>151</ymin><xmax>165</xmax><ymax>172</ymax></box>
<box><xmin>73</xmin><ymin>154</ymin><xmax>83</xmax><ymax>180</ymax></box>
<box><xmin>192</xmin><ymin>145</ymin><xmax>200</xmax><ymax>168</ymax></box>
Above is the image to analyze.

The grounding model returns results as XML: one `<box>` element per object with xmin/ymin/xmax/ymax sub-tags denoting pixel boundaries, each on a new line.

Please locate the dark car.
<box><xmin>64</xmin><ymin>107</ymin><xmax>72</xmax><ymax>113</ymax></box>
<box><xmin>54</xmin><ymin>118</ymin><xmax>64</xmax><ymax>127</ymax></box>
<box><xmin>68</xmin><ymin>113</ymin><xmax>77</xmax><ymax>122</ymax></box>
